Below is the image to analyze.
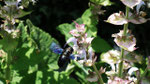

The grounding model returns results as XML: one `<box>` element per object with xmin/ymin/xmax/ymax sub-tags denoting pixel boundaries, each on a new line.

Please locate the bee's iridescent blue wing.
<box><xmin>50</xmin><ymin>42</ymin><xmax>63</xmax><ymax>55</ymax></box>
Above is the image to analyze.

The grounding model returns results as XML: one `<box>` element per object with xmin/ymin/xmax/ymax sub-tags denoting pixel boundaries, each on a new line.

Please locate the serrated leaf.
<box><xmin>91</xmin><ymin>36</ymin><xmax>112</xmax><ymax>52</ymax></box>
<box><xmin>13</xmin><ymin>20</ymin><xmax>59</xmax><ymax>71</ymax></box>
<box><xmin>26</xmin><ymin>19</ymin><xmax>59</xmax><ymax>70</ymax></box>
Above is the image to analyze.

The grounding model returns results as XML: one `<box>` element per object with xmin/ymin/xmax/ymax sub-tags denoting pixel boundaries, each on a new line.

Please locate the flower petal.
<box><xmin>67</xmin><ymin>37</ymin><xmax>77</xmax><ymax>45</ymax></box>
<box><xmin>121</xmin><ymin>0</ymin><xmax>142</xmax><ymax>9</ymax></box>
<box><xmin>74</xmin><ymin>21</ymin><xmax>85</xmax><ymax>33</ymax></box>
<box><xmin>69</xmin><ymin>29</ymin><xmax>80</xmax><ymax>37</ymax></box>
<box><xmin>106</xmin><ymin>12</ymin><xmax>128</xmax><ymax>25</ymax></box>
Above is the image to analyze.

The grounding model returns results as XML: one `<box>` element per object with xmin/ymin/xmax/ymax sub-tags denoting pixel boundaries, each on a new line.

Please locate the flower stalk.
<box><xmin>118</xmin><ymin>6</ymin><xmax>129</xmax><ymax>78</ymax></box>
<box><xmin>92</xmin><ymin>63</ymin><xmax>104</xmax><ymax>84</ymax></box>
<box><xmin>5</xmin><ymin>51</ymin><xmax>12</xmax><ymax>84</ymax></box>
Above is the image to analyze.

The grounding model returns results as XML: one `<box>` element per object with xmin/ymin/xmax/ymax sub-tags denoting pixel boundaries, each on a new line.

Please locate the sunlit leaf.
<box><xmin>81</xmin><ymin>8</ymin><xmax>98</xmax><ymax>37</ymax></box>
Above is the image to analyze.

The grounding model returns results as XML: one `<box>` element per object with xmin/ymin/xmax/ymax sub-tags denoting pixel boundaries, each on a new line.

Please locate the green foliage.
<box><xmin>81</xmin><ymin>8</ymin><xmax>98</xmax><ymax>37</ymax></box>
<box><xmin>91</xmin><ymin>36</ymin><xmax>112</xmax><ymax>52</ymax></box>
<box><xmin>0</xmin><ymin>19</ymin><xmax>72</xmax><ymax>83</ymax></box>
<box><xmin>0</xmin><ymin>35</ymin><xmax>18</xmax><ymax>52</ymax></box>
<box><xmin>57</xmin><ymin>23</ymin><xmax>74</xmax><ymax>41</ymax></box>
<box><xmin>57</xmin><ymin>8</ymin><xmax>98</xmax><ymax>41</ymax></box>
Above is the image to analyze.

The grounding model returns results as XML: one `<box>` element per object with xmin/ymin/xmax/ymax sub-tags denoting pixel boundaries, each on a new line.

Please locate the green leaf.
<box><xmin>35</xmin><ymin>71</ymin><xmax>43</xmax><ymax>84</ymax></box>
<box><xmin>81</xmin><ymin>8</ymin><xmax>98</xmax><ymax>37</ymax></box>
<box><xmin>26</xmin><ymin>19</ymin><xmax>59</xmax><ymax>70</ymax></box>
<box><xmin>17</xmin><ymin>10</ymin><xmax>32</xmax><ymax>18</ymax></box>
<box><xmin>0</xmin><ymin>35</ymin><xmax>18</xmax><ymax>52</ymax></box>
<box><xmin>13</xmin><ymin>20</ymin><xmax>59</xmax><ymax>71</ymax></box>
<box><xmin>11</xmin><ymin>71</ymin><xmax>23</xmax><ymax>84</ymax></box>
<box><xmin>73</xmin><ymin>61</ymin><xmax>89</xmax><ymax>75</ymax></box>
<box><xmin>91</xmin><ymin>36</ymin><xmax>112</xmax><ymax>52</ymax></box>
<box><xmin>57</xmin><ymin>23</ymin><xmax>74</xmax><ymax>41</ymax></box>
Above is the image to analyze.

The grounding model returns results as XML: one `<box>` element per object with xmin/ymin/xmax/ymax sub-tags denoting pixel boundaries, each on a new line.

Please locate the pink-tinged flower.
<box><xmin>121</xmin><ymin>0</ymin><xmax>142</xmax><ymax>9</ymax></box>
<box><xmin>74</xmin><ymin>21</ymin><xmax>85</xmax><ymax>33</ymax></box>
<box><xmin>69</xmin><ymin>29</ymin><xmax>80</xmax><ymax>37</ymax></box>
<box><xmin>106</xmin><ymin>12</ymin><xmax>128</xmax><ymax>25</ymax></box>
<box><xmin>108</xmin><ymin>77</ymin><xmax>132</xmax><ymax>84</ymax></box>
<box><xmin>112</xmin><ymin>30</ymin><xmax>137</xmax><ymax>52</ymax></box>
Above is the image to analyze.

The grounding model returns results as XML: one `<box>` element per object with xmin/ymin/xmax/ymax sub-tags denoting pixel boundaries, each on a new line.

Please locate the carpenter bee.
<box><xmin>50</xmin><ymin>42</ymin><xmax>74</xmax><ymax>70</ymax></box>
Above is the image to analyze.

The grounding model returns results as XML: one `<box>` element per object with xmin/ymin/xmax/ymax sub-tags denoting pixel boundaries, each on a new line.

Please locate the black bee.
<box><xmin>58</xmin><ymin>45</ymin><xmax>73</xmax><ymax>68</ymax></box>
<box><xmin>50</xmin><ymin>42</ymin><xmax>74</xmax><ymax>70</ymax></box>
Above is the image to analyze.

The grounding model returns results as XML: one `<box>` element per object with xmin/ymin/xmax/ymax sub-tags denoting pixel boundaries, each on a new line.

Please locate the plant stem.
<box><xmin>118</xmin><ymin>48</ymin><xmax>124</xmax><ymax>78</ymax></box>
<box><xmin>5</xmin><ymin>51</ymin><xmax>11</xmax><ymax>84</ymax></box>
<box><xmin>93</xmin><ymin>64</ymin><xmax>104</xmax><ymax>84</ymax></box>
<box><xmin>118</xmin><ymin>6</ymin><xmax>129</xmax><ymax>78</ymax></box>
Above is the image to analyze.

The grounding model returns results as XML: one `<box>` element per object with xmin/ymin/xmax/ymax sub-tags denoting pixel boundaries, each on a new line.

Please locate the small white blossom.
<box><xmin>128</xmin><ymin>67</ymin><xmax>138</xmax><ymax>75</ymax></box>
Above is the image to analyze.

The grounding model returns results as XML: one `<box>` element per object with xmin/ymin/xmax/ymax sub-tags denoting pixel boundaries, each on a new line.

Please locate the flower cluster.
<box><xmin>102</xmin><ymin>0</ymin><xmax>150</xmax><ymax>83</ymax></box>
<box><xmin>67</xmin><ymin>21</ymin><xmax>94</xmax><ymax>66</ymax></box>
<box><xmin>106</xmin><ymin>0</ymin><xmax>148</xmax><ymax>25</ymax></box>
<box><xmin>0</xmin><ymin>0</ymin><xmax>37</xmax><ymax>38</ymax></box>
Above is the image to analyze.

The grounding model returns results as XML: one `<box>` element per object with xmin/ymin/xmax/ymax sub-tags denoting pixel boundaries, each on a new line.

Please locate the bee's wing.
<box><xmin>50</xmin><ymin>42</ymin><xmax>63</xmax><ymax>55</ymax></box>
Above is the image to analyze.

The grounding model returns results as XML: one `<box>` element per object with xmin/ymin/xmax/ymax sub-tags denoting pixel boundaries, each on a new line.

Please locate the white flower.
<box><xmin>112</xmin><ymin>30</ymin><xmax>137</xmax><ymax>52</ymax></box>
<box><xmin>121</xmin><ymin>0</ymin><xmax>142</xmax><ymax>9</ymax></box>
<box><xmin>88</xmin><ymin>47</ymin><xmax>94</xmax><ymax>60</ymax></box>
<box><xmin>67</xmin><ymin>37</ymin><xmax>77</xmax><ymax>45</ymax></box>
<box><xmin>86</xmin><ymin>37</ymin><xmax>94</xmax><ymax>44</ymax></box>
<box><xmin>77</xmin><ymin>49</ymin><xmax>87</xmax><ymax>60</ymax></box>
<box><xmin>106</xmin><ymin>12</ymin><xmax>128</xmax><ymax>25</ymax></box>
<box><xmin>128</xmin><ymin>67</ymin><xmax>138</xmax><ymax>75</ymax></box>
<box><xmin>101</xmin><ymin>50</ymin><xmax>121</xmax><ymax>64</ymax></box>
<box><xmin>85</xmin><ymin>59</ymin><xmax>93</xmax><ymax>66</ymax></box>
